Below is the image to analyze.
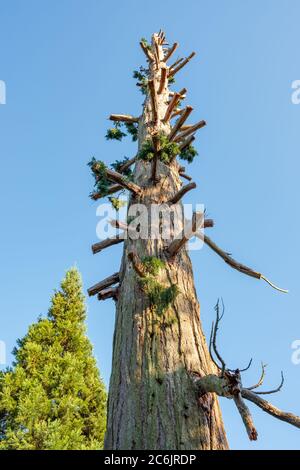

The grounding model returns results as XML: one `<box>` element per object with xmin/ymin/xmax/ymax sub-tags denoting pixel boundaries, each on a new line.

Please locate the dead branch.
<box><xmin>192</xmin><ymin>303</ymin><xmax>300</xmax><ymax>439</ymax></box>
<box><xmin>158</xmin><ymin>66</ymin><xmax>167</xmax><ymax>94</ymax></box>
<box><xmin>233</xmin><ymin>393</ymin><xmax>258</xmax><ymax>441</ymax></box>
<box><xmin>246</xmin><ymin>363</ymin><xmax>267</xmax><ymax>391</ymax></box>
<box><xmin>174</xmin><ymin>120</ymin><xmax>206</xmax><ymax>142</ymax></box>
<box><xmin>109</xmin><ymin>114</ymin><xmax>139</xmax><ymax>123</ymax></box>
<box><xmin>169</xmin><ymin>106</ymin><xmax>194</xmax><ymax>141</ymax></box>
<box><xmin>106</xmin><ymin>168</ymin><xmax>142</xmax><ymax>196</ymax></box>
<box><xmin>148</xmin><ymin>79</ymin><xmax>159</xmax><ymax>123</ymax></box>
<box><xmin>164</xmin><ymin>42</ymin><xmax>179</xmax><ymax>62</ymax></box>
<box><xmin>97</xmin><ymin>286</ymin><xmax>119</xmax><ymax>301</ymax></box>
<box><xmin>140</xmin><ymin>41</ymin><xmax>154</xmax><ymax>62</ymax></box>
<box><xmin>128</xmin><ymin>252</ymin><xmax>147</xmax><ymax>277</ymax></box>
<box><xmin>169</xmin><ymin>182</ymin><xmax>196</xmax><ymax>204</ymax></box>
<box><xmin>167</xmin><ymin>211</ymin><xmax>204</xmax><ymax>257</ymax></box>
<box><xmin>92</xmin><ymin>237</ymin><xmax>124</xmax><ymax>254</ymax></box>
<box><xmin>90</xmin><ymin>184</ymin><xmax>123</xmax><ymax>201</ymax></box>
<box><xmin>169</xmin><ymin>52</ymin><xmax>196</xmax><ymax>77</ymax></box>
<box><xmin>163</xmin><ymin>93</ymin><xmax>182</xmax><ymax>122</ymax></box>
<box><xmin>254</xmin><ymin>372</ymin><xmax>284</xmax><ymax>395</ymax></box>
<box><xmin>88</xmin><ymin>272</ymin><xmax>120</xmax><ymax>297</ymax></box>
<box><xmin>195</xmin><ymin>233</ymin><xmax>288</xmax><ymax>293</ymax></box>
<box><xmin>241</xmin><ymin>388</ymin><xmax>300</xmax><ymax>429</ymax></box>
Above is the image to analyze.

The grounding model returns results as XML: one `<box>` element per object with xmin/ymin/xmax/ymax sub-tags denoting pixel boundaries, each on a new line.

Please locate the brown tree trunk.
<box><xmin>104</xmin><ymin>34</ymin><xmax>229</xmax><ymax>450</ymax></box>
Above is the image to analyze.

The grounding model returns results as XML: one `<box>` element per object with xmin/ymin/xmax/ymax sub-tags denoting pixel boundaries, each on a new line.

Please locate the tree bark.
<box><xmin>104</xmin><ymin>33</ymin><xmax>228</xmax><ymax>450</ymax></box>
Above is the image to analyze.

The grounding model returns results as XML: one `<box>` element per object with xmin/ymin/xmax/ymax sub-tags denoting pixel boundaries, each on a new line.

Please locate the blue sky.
<box><xmin>0</xmin><ymin>0</ymin><xmax>299</xmax><ymax>450</ymax></box>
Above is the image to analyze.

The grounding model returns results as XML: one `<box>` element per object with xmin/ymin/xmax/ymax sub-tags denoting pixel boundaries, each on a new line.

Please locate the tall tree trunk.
<box><xmin>104</xmin><ymin>34</ymin><xmax>229</xmax><ymax>450</ymax></box>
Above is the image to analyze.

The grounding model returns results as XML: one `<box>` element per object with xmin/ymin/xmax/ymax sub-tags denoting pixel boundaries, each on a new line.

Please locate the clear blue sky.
<box><xmin>0</xmin><ymin>0</ymin><xmax>299</xmax><ymax>450</ymax></box>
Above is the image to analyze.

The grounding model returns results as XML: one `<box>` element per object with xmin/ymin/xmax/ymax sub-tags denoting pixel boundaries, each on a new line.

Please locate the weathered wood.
<box><xmin>109</xmin><ymin>114</ymin><xmax>139</xmax><ymax>123</ymax></box>
<box><xmin>104</xmin><ymin>32</ymin><xmax>228</xmax><ymax>451</ymax></box>
<box><xmin>169</xmin><ymin>106</ymin><xmax>193</xmax><ymax>141</ymax></box>
<box><xmin>91</xmin><ymin>237</ymin><xmax>124</xmax><ymax>254</ymax></box>
<box><xmin>88</xmin><ymin>272</ymin><xmax>120</xmax><ymax>297</ymax></box>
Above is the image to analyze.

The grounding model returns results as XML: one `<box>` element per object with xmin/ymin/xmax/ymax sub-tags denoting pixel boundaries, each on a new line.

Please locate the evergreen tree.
<box><xmin>0</xmin><ymin>268</ymin><xmax>107</xmax><ymax>450</ymax></box>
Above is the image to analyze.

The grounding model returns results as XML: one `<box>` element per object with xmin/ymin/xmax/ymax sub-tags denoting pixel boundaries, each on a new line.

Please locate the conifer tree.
<box><xmin>0</xmin><ymin>268</ymin><xmax>107</xmax><ymax>450</ymax></box>
<box><xmin>88</xmin><ymin>32</ymin><xmax>300</xmax><ymax>449</ymax></box>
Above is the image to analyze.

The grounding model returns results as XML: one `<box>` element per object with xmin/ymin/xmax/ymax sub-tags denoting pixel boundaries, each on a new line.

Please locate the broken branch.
<box><xmin>195</xmin><ymin>233</ymin><xmax>288</xmax><ymax>293</ymax></box>
<box><xmin>140</xmin><ymin>41</ymin><xmax>154</xmax><ymax>62</ymax></box>
<box><xmin>128</xmin><ymin>252</ymin><xmax>147</xmax><ymax>277</ymax></box>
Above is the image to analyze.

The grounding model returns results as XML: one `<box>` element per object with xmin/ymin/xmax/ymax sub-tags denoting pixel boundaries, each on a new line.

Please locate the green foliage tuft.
<box><xmin>141</xmin><ymin>256</ymin><xmax>166</xmax><ymax>276</ymax></box>
<box><xmin>124</xmin><ymin>122</ymin><xmax>138</xmax><ymax>142</ymax></box>
<box><xmin>138</xmin><ymin>133</ymin><xmax>180</xmax><ymax>164</ymax></box>
<box><xmin>140</xmin><ymin>278</ymin><xmax>179</xmax><ymax>316</ymax></box>
<box><xmin>111</xmin><ymin>156</ymin><xmax>133</xmax><ymax>178</ymax></box>
<box><xmin>88</xmin><ymin>158</ymin><xmax>110</xmax><ymax>197</ymax></box>
<box><xmin>179</xmin><ymin>145</ymin><xmax>198</xmax><ymax>163</ymax></box>
<box><xmin>108</xmin><ymin>197</ymin><xmax>127</xmax><ymax>211</ymax></box>
<box><xmin>133</xmin><ymin>67</ymin><xmax>149</xmax><ymax>95</ymax></box>
<box><xmin>0</xmin><ymin>268</ymin><xmax>107</xmax><ymax>450</ymax></box>
<box><xmin>105</xmin><ymin>125</ymin><xmax>126</xmax><ymax>141</ymax></box>
<box><xmin>168</xmin><ymin>76</ymin><xmax>176</xmax><ymax>85</ymax></box>
<box><xmin>140</xmin><ymin>37</ymin><xmax>151</xmax><ymax>50</ymax></box>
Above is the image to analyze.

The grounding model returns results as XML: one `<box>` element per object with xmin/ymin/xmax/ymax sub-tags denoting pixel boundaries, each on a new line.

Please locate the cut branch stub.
<box><xmin>91</xmin><ymin>237</ymin><xmax>124</xmax><ymax>255</ymax></box>
<box><xmin>90</xmin><ymin>184</ymin><xmax>123</xmax><ymax>201</ymax></box>
<box><xmin>97</xmin><ymin>286</ymin><xmax>119</xmax><ymax>301</ymax></box>
<box><xmin>88</xmin><ymin>272</ymin><xmax>120</xmax><ymax>297</ymax></box>
<box><xmin>109</xmin><ymin>114</ymin><xmax>139</xmax><ymax>123</ymax></box>
<box><xmin>167</xmin><ymin>211</ymin><xmax>204</xmax><ymax>257</ymax></box>
<box><xmin>169</xmin><ymin>52</ymin><xmax>196</xmax><ymax>77</ymax></box>
<box><xmin>164</xmin><ymin>42</ymin><xmax>179</xmax><ymax>62</ymax></box>
<box><xmin>148</xmin><ymin>79</ymin><xmax>159</xmax><ymax>123</ymax></box>
<box><xmin>158</xmin><ymin>66</ymin><xmax>168</xmax><ymax>95</ymax></box>
<box><xmin>106</xmin><ymin>168</ymin><xmax>142</xmax><ymax>196</ymax></box>
<box><xmin>169</xmin><ymin>106</ymin><xmax>194</xmax><ymax>141</ymax></box>
<box><xmin>163</xmin><ymin>93</ymin><xmax>182</xmax><ymax>122</ymax></box>
<box><xmin>169</xmin><ymin>182</ymin><xmax>196</xmax><ymax>205</ymax></box>
<box><xmin>128</xmin><ymin>252</ymin><xmax>147</xmax><ymax>278</ymax></box>
<box><xmin>174</xmin><ymin>120</ymin><xmax>206</xmax><ymax>142</ymax></box>
<box><xmin>179</xmin><ymin>135</ymin><xmax>196</xmax><ymax>151</ymax></box>
<box><xmin>140</xmin><ymin>41</ymin><xmax>154</xmax><ymax>62</ymax></box>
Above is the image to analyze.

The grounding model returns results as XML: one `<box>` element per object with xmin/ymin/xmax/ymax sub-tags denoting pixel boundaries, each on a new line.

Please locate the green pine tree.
<box><xmin>0</xmin><ymin>268</ymin><xmax>107</xmax><ymax>450</ymax></box>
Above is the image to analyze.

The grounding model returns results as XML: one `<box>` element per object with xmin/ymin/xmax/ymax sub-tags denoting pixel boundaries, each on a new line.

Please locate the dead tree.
<box><xmin>87</xmin><ymin>32</ymin><xmax>295</xmax><ymax>450</ymax></box>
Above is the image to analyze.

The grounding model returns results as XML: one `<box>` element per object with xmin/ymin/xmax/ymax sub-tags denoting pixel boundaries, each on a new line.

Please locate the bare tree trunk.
<box><xmin>104</xmin><ymin>34</ymin><xmax>228</xmax><ymax>450</ymax></box>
